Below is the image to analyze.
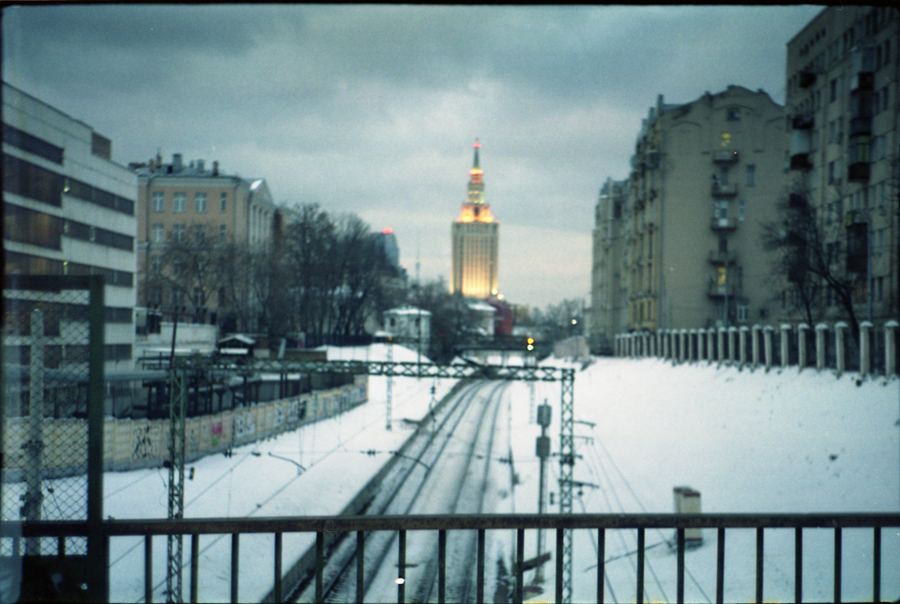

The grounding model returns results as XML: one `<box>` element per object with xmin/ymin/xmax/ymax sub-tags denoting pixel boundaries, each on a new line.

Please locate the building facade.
<box><xmin>590</xmin><ymin>177</ymin><xmax>627</xmax><ymax>352</ymax></box>
<box><xmin>784</xmin><ymin>6</ymin><xmax>898</xmax><ymax>324</ymax></box>
<box><xmin>593</xmin><ymin>86</ymin><xmax>786</xmax><ymax>335</ymax></box>
<box><xmin>451</xmin><ymin>140</ymin><xmax>500</xmax><ymax>299</ymax></box>
<box><xmin>3</xmin><ymin>82</ymin><xmax>138</xmax><ymax>372</ymax></box>
<box><xmin>132</xmin><ymin>153</ymin><xmax>275</xmax><ymax>326</ymax></box>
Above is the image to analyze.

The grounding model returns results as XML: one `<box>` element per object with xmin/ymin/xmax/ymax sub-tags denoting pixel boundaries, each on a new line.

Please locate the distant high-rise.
<box><xmin>451</xmin><ymin>139</ymin><xmax>499</xmax><ymax>299</ymax></box>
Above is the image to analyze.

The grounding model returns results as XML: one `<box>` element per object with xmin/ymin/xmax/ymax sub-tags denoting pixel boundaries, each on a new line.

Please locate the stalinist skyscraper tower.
<box><xmin>451</xmin><ymin>139</ymin><xmax>499</xmax><ymax>299</ymax></box>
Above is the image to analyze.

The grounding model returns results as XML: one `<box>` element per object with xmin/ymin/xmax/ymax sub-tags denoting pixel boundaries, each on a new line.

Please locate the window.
<box><xmin>220</xmin><ymin>192</ymin><xmax>227</xmax><ymax>212</ymax></box>
<box><xmin>727</xmin><ymin>107</ymin><xmax>741</xmax><ymax>121</ymax></box>
<box><xmin>174</xmin><ymin>193</ymin><xmax>186</xmax><ymax>212</ymax></box>
<box><xmin>830</xmin><ymin>78</ymin><xmax>837</xmax><ymax>102</ymax></box>
<box><xmin>173</xmin><ymin>224</ymin><xmax>186</xmax><ymax>242</ymax></box>
<box><xmin>716</xmin><ymin>200</ymin><xmax>729</xmax><ymax>220</ymax></box>
<box><xmin>219</xmin><ymin>225</ymin><xmax>227</xmax><ymax>244</ymax></box>
<box><xmin>737</xmin><ymin>303</ymin><xmax>749</xmax><ymax>323</ymax></box>
<box><xmin>194</xmin><ymin>192</ymin><xmax>207</xmax><ymax>213</ymax></box>
<box><xmin>151</xmin><ymin>224</ymin><xmax>164</xmax><ymax>243</ymax></box>
<box><xmin>193</xmin><ymin>225</ymin><xmax>206</xmax><ymax>243</ymax></box>
<box><xmin>745</xmin><ymin>165</ymin><xmax>756</xmax><ymax>186</ymax></box>
<box><xmin>738</xmin><ymin>199</ymin><xmax>745</xmax><ymax>221</ymax></box>
<box><xmin>152</xmin><ymin>192</ymin><xmax>164</xmax><ymax>212</ymax></box>
<box><xmin>150</xmin><ymin>255</ymin><xmax>162</xmax><ymax>276</ymax></box>
<box><xmin>837</xmin><ymin>117</ymin><xmax>844</xmax><ymax>144</ymax></box>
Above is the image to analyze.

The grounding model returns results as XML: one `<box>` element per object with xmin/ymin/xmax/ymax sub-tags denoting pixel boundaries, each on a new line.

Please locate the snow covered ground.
<box><xmin>97</xmin><ymin>345</ymin><xmax>898</xmax><ymax>602</ymax></box>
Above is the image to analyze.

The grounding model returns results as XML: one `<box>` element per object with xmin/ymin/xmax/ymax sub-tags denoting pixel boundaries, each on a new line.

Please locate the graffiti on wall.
<box><xmin>211</xmin><ymin>421</ymin><xmax>223</xmax><ymax>447</ymax></box>
<box><xmin>132</xmin><ymin>425</ymin><xmax>156</xmax><ymax>460</ymax></box>
<box><xmin>234</xmin><ymin>412</ymin><xmax>255</xmax><ymax>440</ymax></box>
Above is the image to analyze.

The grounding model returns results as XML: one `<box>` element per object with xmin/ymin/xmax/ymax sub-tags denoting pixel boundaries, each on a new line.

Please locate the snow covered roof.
<box><xmin>466</xmin><ymin>300</ymin><xmax>496</xmax><ymax>313</ymax></box>
<box><xmin>384</xmin><ymin>305</ymin><xmax>432</xmax><ymax>317</ymax></box>
<box><xmin>218</xmin><ymin>334</ymin><xmax>256</xmax><ymax>345</ymax></box>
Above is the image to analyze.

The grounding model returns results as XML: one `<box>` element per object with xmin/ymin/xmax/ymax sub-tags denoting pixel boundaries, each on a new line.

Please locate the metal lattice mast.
<box><xmin>385</xmin><ymin>343</ymin><xmax>393</xmax><ymax>430</ymax></box>
<box><xmin>166</xmin><ymin>364</ymin><xmax>188</xmax><ymax>603</ymax></box>
<box><xmin>558</xmin><ymin>370</ymin><xmax>575</xmax><ymax>604</ymax></box>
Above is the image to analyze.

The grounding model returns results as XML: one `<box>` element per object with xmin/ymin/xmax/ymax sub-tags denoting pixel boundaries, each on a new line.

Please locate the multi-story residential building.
<box><xmin>784</xmin><ymin>6</ymin><xmax>898</xmax><ymax>324</ymax></box>
<box><xmin>131</xmin><ymin>153</ymin><xmax>275</xmax><ymax>327</ymax></box>
<box><xmin>590</xmin><ymin>177</ymin><xmax>627</xmax><ymax>353</ymax></box>
<box><xmin>3</xmin><ymin>82</ymin><xmax>138</xmax><ymax>373</ymax></box>
<box><xmin>451</xmin><ymin>140</ymin><xmax>500</xmax><ymax>299</ymax></box>
<box><xmin>594</xmin><ymin>86</ymin><xmax>786</xmax><ymax>334</ymax></box>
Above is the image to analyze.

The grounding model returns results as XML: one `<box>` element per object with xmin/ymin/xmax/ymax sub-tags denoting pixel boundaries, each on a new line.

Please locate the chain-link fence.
<box><xmin>2</xmin><ymin>276</ymin><xmax>101</xmax><ymax>559</ymax></box>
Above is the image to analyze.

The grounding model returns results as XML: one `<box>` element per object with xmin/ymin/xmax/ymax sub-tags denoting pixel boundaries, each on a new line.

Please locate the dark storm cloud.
<box><xmin>2</xmin><ymin>4</ymin><xmax>823</xmax><ymax>306</ymax></box>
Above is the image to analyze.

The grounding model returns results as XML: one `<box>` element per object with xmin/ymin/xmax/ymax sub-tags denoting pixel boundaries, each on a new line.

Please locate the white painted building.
<box><xmin>382</xmin><ymin>306</ymin><xmax>431</xmax><ymax>354</ymax></box>
<box><xmin>3</xmin><ymin>82</ymin><xmax>138</xmax><ymax>373</ymax></box>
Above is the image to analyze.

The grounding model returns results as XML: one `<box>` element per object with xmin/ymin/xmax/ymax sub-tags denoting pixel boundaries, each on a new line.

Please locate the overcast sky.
<box><xmin>2</xmin><ymin>4</ymin><xmax>823</xmax><ymax>309</ymax></box>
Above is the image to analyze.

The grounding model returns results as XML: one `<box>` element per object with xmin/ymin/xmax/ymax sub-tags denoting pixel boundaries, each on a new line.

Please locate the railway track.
<box><xmin>291</xmin><ymin>380</ymin><xmax>511</xmax><ymax>603</ymax></box>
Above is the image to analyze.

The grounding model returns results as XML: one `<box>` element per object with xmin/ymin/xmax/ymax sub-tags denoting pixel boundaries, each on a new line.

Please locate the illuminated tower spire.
<box><xmin>467</xmin><ymin>139</ymin><xmax>485</xmax><ymax>205</ymax></box>
<box><xmin>452</xmin><ymin>139</ymin><xmax>499</xmax><ymax>298</ymax></box>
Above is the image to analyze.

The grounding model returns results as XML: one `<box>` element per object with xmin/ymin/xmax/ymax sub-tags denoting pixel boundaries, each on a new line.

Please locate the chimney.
<box><xmin>197</xmin><ymin>159</ymin><xmax>205</xmax><ymax>173</ymax></box>
<box><xmin>172</xmin><ymin>153</ymin><xmax>183</xmax><ymax>172</ymax></box>
<box><xmin>212</xmin><ymin>161</ymin><xmax>219</xmax><ymax>176</ymax></box>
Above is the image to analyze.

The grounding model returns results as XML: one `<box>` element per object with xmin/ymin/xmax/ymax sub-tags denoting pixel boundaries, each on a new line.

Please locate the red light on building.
<box><xmin>382</xmin><ymin>228</ymin><xmax>394</xmax><ymax>234</ymax></box>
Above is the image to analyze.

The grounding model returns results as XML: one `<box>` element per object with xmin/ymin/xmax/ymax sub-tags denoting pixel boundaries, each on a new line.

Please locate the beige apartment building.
<box><xmin>592</xmin><ymin>86</ymin><xmax>786</xmax><ymax>342</ymax></box>
<box><xmin>784</xmin><ymin>6</ymin><xmax>898</xmax><ymax>324</ymax></box>
<box><xmin>133</xmin><ymin>153</ymin><xmax>275</xmax><ymax>324</ymax></box>
<box><xmin>590</xmin><ymin>177</ymin><xmax>627</xmax><ymax>353</ymax></box>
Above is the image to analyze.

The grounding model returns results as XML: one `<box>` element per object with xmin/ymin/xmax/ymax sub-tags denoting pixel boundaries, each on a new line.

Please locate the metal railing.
<box><xmin>3</xmin><ymin>512</ymin><xmax>899</xmax><ymax>604</ymax></box>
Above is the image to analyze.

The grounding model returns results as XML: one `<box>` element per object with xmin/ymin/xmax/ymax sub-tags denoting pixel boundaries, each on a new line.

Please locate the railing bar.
<box><xmin>231</xmin><ymin>533</ymin><xmax>239</xmax><ymax>604</ymax></box>
<box><xmin>57</xmin><ymin>536</ymin><xmax>65</xmax><ymax>558</ymax></box>
<box><xmin>795</xmin><ymin>527</ymin><xmax>802</xmax><ymax>604</ymax></box>
<box><xmin>477</xmin><ymin>528</ymin><xmax>485</xmax><ymax>604</ymax></box>
<box><xmin>144</xmin><ymin>535</ymin><xmax>152</xmax><ymax>604</ymax></box>
<box><xmin>637</xmin><ymin>528</ymin><xmax>645</xmax><ymax>604</ymax></box>
<box><xmin>755</xmin><ymin>527</ymin><xmax>763</xmax><ymax>604</ymax></box>
<box><xmin>834</xmin><ymin>526</ymin><xmax>841</xmax><ymax>604</ymax></box>
<box><xmin>356</xmin><ymin>531</ymin><xmax>364</xmax><ymax>604</ymax></box>
<box><xmin>190</xmin><ymin>533</ymin><xmax>199</xmax><ymax>604</ymax></box>
<box><xmin>398</xmin><ymin>529</ymin><xmax>406</xmax><ymax>604</ymax></box>
<box><xmin>316</xmin><ymin>531</ymin><xmax>324</xmax><ymax>603</ymax></box>
<box><xmin>597</xmin><ymin>528</ymin><xmax>605</xmax><ymax>604</ymax></box>
<box><xmin>275</xmin><ymin>532</ymin><xmax>283</xmax><ymax>604</ymax></box>
<box><xmin>555</xmin><ymin>528</ymin><xmax>564</xmax><ymax>604</ymax></box>
<box><xmin>715</xmin><ymin>527</ymin><xmax>724</xmax><ymax>604</ymax></box>
<box><xmin>676</xmin><ymin>527</ymin><xmax>685</xmax><ymax>604</ymax></box>
<box><xmin>873</xmin><ymin>526</ymin><xmax>881</xmax><ymax>603</ymax></box>
<box><xmin>438</xmin><ymin>529</ymin><xmax>446</xmax><ymax>604</ymax></box>
<box><xmin>516</xmin><ymin>528</ymin><xmax>525</xmax><ymax>604</ymax></box>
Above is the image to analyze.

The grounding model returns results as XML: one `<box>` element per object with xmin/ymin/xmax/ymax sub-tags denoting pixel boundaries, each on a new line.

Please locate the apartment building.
<box><xmin>3</xmin><ymin>82</ymin><xmax>138</xmax><ymax>372</ymax></box>
<box><xmin>590</xmin><ymin>177</ymin><xmax>627</xmax><ymax>352</ymax></box>
<box><xmin>784</xmin><ymin>6</ymin><xmax>898</xmax><ymax>323</ymax></box>
<box><xmin>132</xmin><ymin>154</ymin><xmax>275</xmax><ymax>326</ymax></box>
<box><xmin>593</xmin><ymin>86</ymin><xmax>786</xmax><ymax>334</ymax></box>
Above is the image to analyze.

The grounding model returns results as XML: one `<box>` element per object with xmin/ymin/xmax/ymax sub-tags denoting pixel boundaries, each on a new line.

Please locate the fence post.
<box><xmin>708</xmin><ymin>329</ymin><xmax>716</xmax><ymax>364</ymax></box>
<box><xmin>816</xmin><ymin>323</ymin><xmax>828</xmax><ymax>372</ymax></box>
<box><xmin>728</xmin><ymin>327</ymin><xmax>738</xmax><ymax>365</ymax></box>
<box><xmin>780</xmin><ymin>324</ymin><xmax>792</xmax><ymax>369</ymax></box>
<box><xmin>716</xmin><ymin>328</ymin><xmax>725</xmax><ymax>363</ymax></box>
<box><xmin>886</xmin><ymin>321</ymin><xmax>898</xmax><ymax>379</ymax></box>
<box><xmin>752</xmin><ymin>325</ymin><xmax>761</xmax><ymax>368</ymax></box>
<box><xmin>859</xmin><ymin>321</ymin><xmax>873</xmax><ymax>379</ymax></box>
<box><xmin>797</xmin><ymin>324</ymin><xmax>809</xmax><ymax>372</ymax></box>
<box><xmin>739</xmin><ymin>326</ymin><xmax>748</xmax><ymax>368</ymax></box>
<box><xmin>689</xmin><ymin>329</ymin><xmax>697</xmax><ymax>362</ymax></box>
<box><xmin>763</xmin><ymin>325</ymin><xmax>774</xmax><ymax>371</ymax></box>
<box><xmin>835</xmin><ymin>322</ymin><xmax>847</xmax><ymax>378</ymax></box>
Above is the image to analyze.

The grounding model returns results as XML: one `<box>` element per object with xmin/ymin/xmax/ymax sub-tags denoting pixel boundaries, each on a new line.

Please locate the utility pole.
<box><xmin>385</xmin><ymin>342</ymin><xmax>393</xmax><ymax>430</ymax></box>
<box><xmin>533</xmin><ymin>401</ymin><xmax>551</xmax><ymax>584</ymax></box>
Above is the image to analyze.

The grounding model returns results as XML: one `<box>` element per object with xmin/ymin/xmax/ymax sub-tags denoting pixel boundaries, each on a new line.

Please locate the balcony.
<box><xmin>848</xmin><ymin>162</ymin><xmax>871</xmax><ymax>183</ymax></box>
<box><xmin>850</xmin><ymin>116</ymin><xmax>872</xmax><ymax>137</ymax></box>
<box><xmin>708</xmin><ymin>282</ymin><xmax>737</xmax><ymax>298</ymax></box>
<box><xmin>710</xmin><ymin>217</ymin><xmax>737</xmax><ymax>231</ymax></box>
<box><xmin>798</xmin><ymin>70</ymin><xmax>817</xmax><ymax>88</ymax></box>
<box><xmin>790</xmin><ymin>153</ymin><xmax>812</xmax><ymax>171</ymax></box>
<box><xmin>712</xmin><ymin>182</ymin><xmax>738</xmax><ymax>197</ymax></box>
<box><xmin>791</xmin><ymin>113</ymin><xmax>814</xmax><ymax>130</ymax></box>
<box><xmin>708</xmin><ymin>250</ymin><xmax>738</xmax><ymax>265</ymax></box>
<box><xmin>7</xmin><ymin>512</ymin><xmax>899</xmax><ymax>604</ymax></box>
<box><xmin>713</xmin><ymin>150</ymin><xmax>739</xmax><ymax>163</ymax></box>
